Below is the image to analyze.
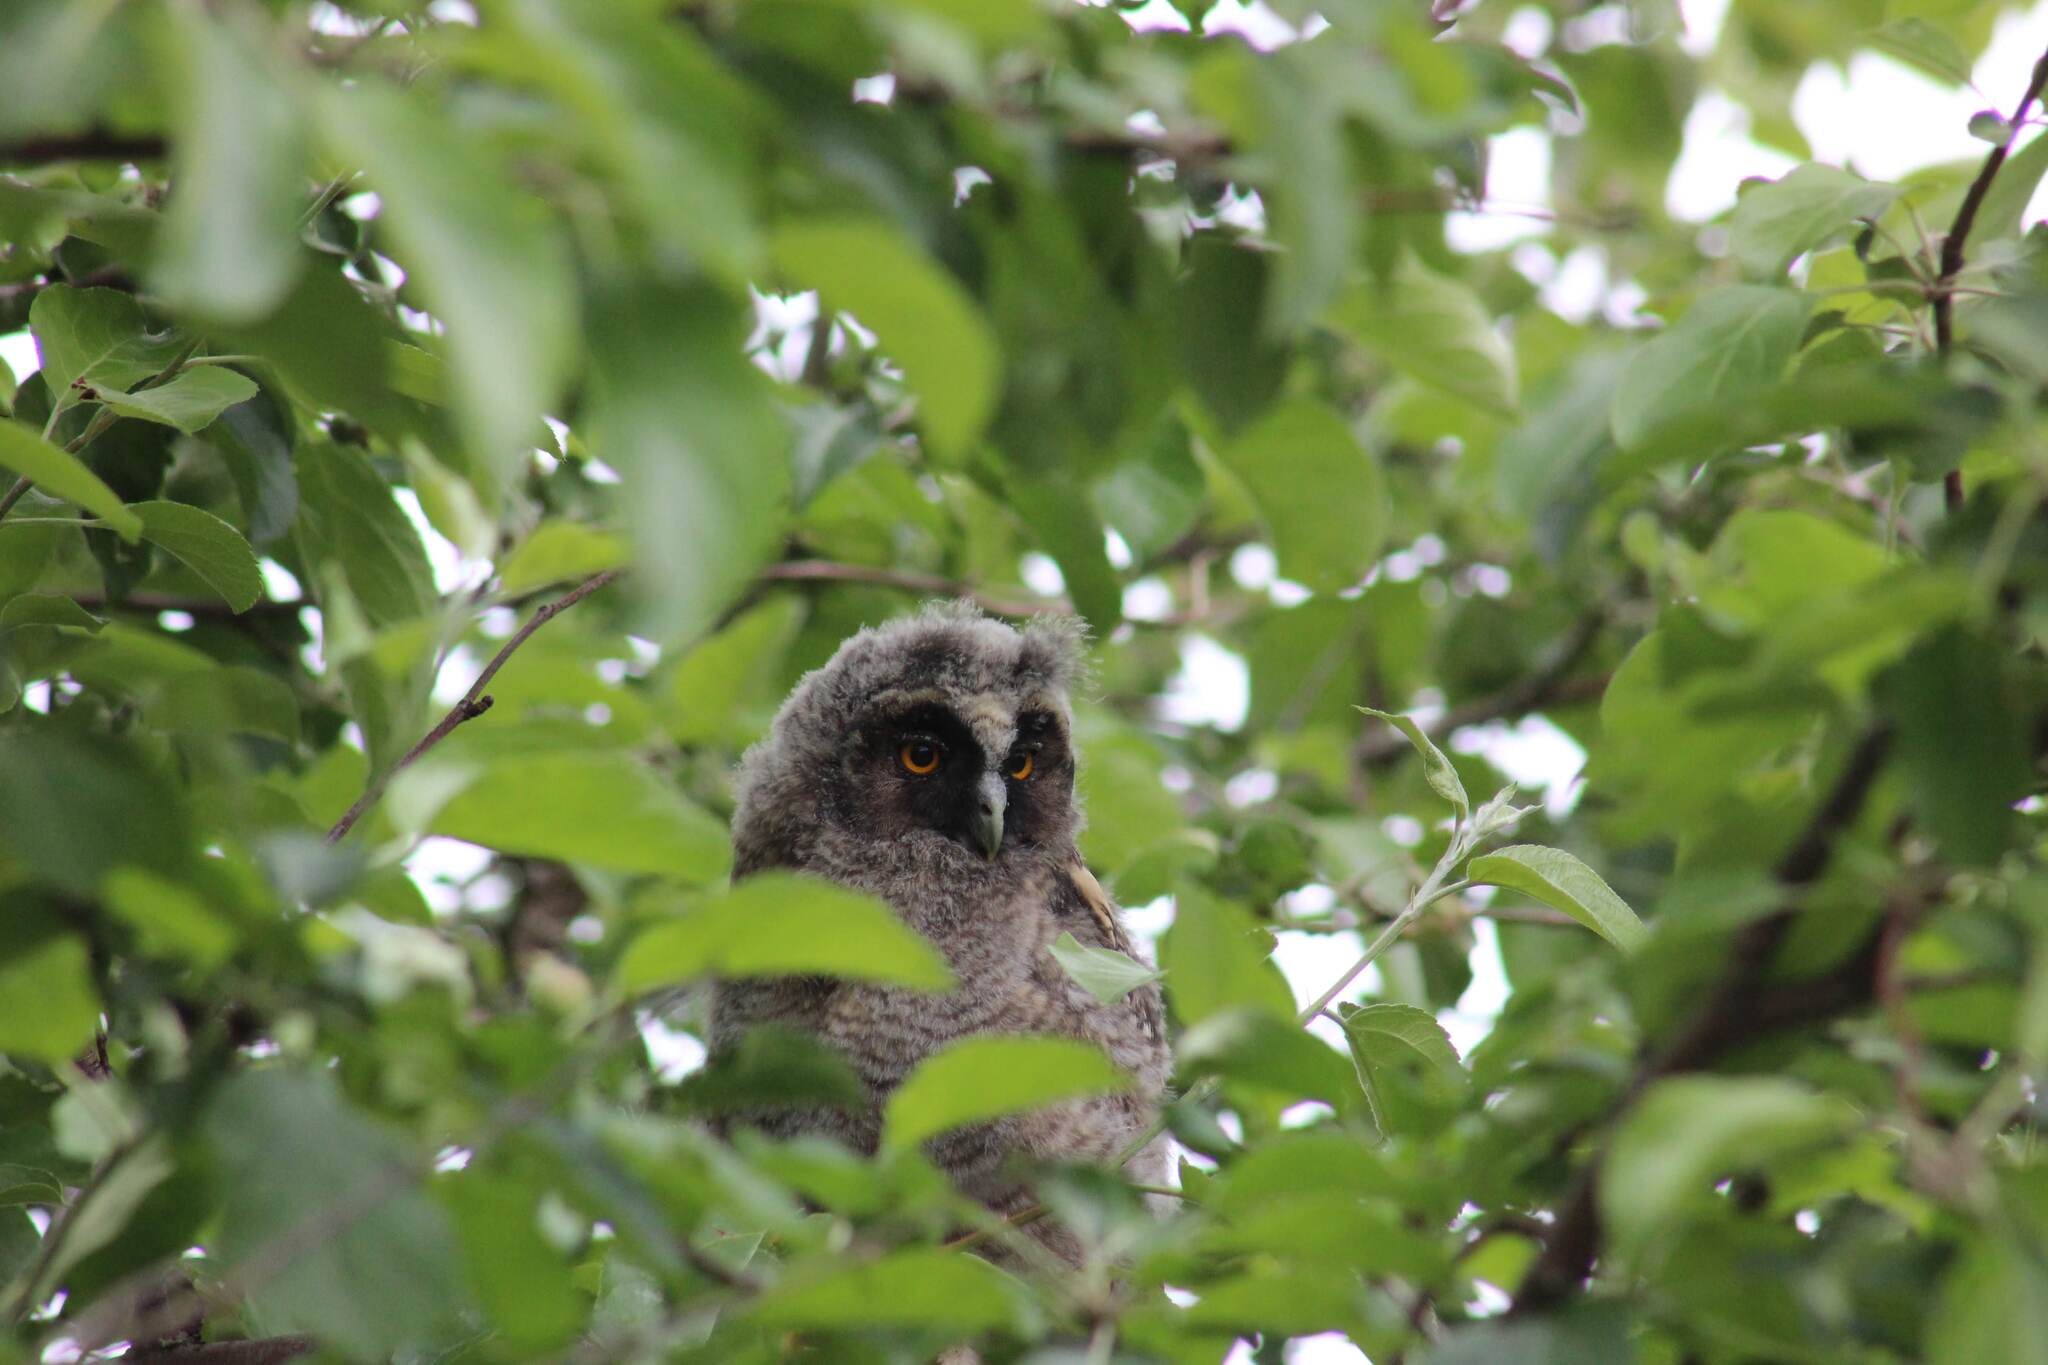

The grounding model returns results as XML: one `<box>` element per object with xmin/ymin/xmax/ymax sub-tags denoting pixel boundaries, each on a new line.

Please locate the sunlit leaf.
<box><xmin>98</xmin><ymin>367</ymin><xmax>258</xmax><ymax>434</ymax></box>
<box><xmin>1049</xmin><ymin>931</ymin><xmax>1163</xmax><ymax>1005</ymax></box>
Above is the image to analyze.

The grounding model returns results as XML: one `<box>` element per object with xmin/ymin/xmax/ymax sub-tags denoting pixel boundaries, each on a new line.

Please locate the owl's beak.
<box><xmin>972</xmin><ymin>774</ymin><xmax>1006</xmax><ymax>860</ymax></box>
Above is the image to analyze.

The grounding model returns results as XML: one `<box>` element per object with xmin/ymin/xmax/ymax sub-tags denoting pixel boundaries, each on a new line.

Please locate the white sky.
<box><xmin>7</xmin><ymin>11</ymin><xmax>2048</xmax><ymax>1354</ymax></box>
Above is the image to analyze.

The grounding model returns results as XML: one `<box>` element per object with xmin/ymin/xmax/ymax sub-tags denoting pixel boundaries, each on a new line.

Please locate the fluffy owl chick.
<box><xmin>712</xmin><ymin>602</ymin><xmax>1169</xmax><ymax>1251</ymax></box>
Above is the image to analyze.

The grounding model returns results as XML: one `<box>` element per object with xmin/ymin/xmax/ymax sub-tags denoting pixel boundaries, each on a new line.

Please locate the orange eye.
<box><xmin>899</xmin><ymin>740</ymin><xmax>941</xmax><ymax>775</ymax></box>
<box><xmin>1007</xmin><ymin>751</ymin><xmax>1035</xmax><ymax>781</ymax></box>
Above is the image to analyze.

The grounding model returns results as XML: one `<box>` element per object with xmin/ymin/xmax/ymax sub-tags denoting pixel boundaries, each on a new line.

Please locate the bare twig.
<box><xmin>1934</xmin><ymin>47</ymin><xmax>2048</xmax><ymax>510</ymax></box>
<box><xmin>125</xmin><ymin>1336</ymin><xmax>316</xmax><ymax>1364</ymax></box>
<box><xmin>0</xmin><ymin>129</ymin><xmax>168</xmax><ymax>165</ymax></box>
<box><xmin>324</xmin><ymin>569</ymin><xmax>621</xmax><ymax>844</ymax></box>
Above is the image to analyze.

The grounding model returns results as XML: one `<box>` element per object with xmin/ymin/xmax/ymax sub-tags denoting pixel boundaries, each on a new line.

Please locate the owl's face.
<box><xmin>739</xmin><ymin>604</ymin><xmax>1087</xmax><ymax>875</ymax></box>
<box><xmin>851</xmin><ymin>693</ymin><xmax>1074</xmax><ymax>861</ymax></box>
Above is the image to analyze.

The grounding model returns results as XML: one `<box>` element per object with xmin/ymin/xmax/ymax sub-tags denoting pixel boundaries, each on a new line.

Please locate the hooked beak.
<box><xmin>971</xmin><ymin>773</ymin><xmax>1006</xmax><ymax>861</ymax></box>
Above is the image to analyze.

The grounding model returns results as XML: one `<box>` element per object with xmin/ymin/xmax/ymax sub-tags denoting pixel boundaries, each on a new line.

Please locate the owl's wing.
<box><xmin>1062</xmin><ymin>860</ymin><xmax>1166</xmax><ymax>1048</ymax></box>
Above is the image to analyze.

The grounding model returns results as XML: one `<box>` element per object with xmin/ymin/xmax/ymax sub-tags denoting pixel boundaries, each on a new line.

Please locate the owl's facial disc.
<box><xmin>862</xmin><ymin>696</ymin><xmax>1069</xmax><ymax>861</ymax></box>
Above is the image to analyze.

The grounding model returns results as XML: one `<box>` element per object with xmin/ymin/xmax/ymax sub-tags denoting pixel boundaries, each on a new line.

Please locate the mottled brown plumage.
<box><xmin>711</xmin><ymin>602</ymin><xmax>1169</xmax><ymax>1257</ymax></box>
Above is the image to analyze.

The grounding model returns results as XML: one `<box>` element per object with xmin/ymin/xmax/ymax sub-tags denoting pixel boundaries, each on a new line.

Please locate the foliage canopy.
<box><xmin>3</xmin><ymin>0</ymin><xmax>2048</xmax><ymax>1361</ymax></box>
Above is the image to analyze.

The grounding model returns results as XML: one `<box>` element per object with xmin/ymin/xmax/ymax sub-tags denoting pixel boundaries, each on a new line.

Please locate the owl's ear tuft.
<box><xmin>1016</xmin><ymin>611</ymin><xmax>1090</xmax><ymax>692</ymax></box>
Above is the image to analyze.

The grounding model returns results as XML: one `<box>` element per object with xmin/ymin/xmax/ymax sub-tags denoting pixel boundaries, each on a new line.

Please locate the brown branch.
<box><xmin>759</xmin><ymin>559</ymin><xmax>1068</xmax><ymax>619</ymax></box>
<box><xmin>324</xmin><ymin>569</ymin><xmax>621</xmax><ymax>844</ymax></box>
<box><xmin>65</xmin><ymin>592</ymin><xmax>307</xmax><ymax>620</ymax></box>
<box><xmin>1510</xmin><ymin>724</ymin><xmax>1895</xmax><ymax>1316</ymax></box>
<box><xmin>0</xmin><ymin>129</ymin><xmax>168</xmax><ymax>165</ymax></box>
<box><xmin>1359</xmin><ymin>614</ymin><xmax>1608</xmax><ymax>768</ymax></box>
<box><xmin>125</xmin><ymin>1337</ymin><xmax>316</xmax><ymax>1364</ymax></box>
<box><xmin>1934</xmin><ymin>46</ymin><xmax>2048</xmax><ymax>511</ymax></box>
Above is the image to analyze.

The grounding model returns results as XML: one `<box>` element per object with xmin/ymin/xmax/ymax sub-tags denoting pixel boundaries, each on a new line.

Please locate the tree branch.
<box><xmin>0</xmin><ymin>129</ymin><xmax>168</xmax><ymax>165</ymax></box>
<box><xmin>1509</xmin><ymin>724</ymin><xmax>1895</xmax><ymax>1315</ymax></box>
<box><xmin>1359</xmin><ymin>614</ymin><xmax>1608</xmax><ymax>768</ymax></box>
<box><xmin>125</xmin><ymin>1336</ymin><xmax>316</xmax><ymax>1364</ymax></box>
<box><xmin>1934</xmin><ymin>46</ymin><xmax>2048</xmax><ymax>511</ymax></box>
<box><xmin>324</xmin><ymin>569</ymin><xmax>621</xmax><ymax>845</ymax></box>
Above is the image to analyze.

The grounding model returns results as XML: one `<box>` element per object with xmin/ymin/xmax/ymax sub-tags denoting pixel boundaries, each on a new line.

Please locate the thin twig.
<box><xmin>325</xmin><ymin>569</ymin><xmax>621</xmax><ymax>845</ymax></box>
<box><xmin>1934</xmin><ymin>47</ymin><xmax>2048</xmax><ymax>510</ymax></box>
<box><xmin>0</xmin><ymin>129</ymin><xmax>168</xmax><ymax>164</ymax></box>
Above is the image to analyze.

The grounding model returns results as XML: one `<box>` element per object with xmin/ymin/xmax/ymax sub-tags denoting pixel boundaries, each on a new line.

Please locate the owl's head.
<box><xmin>736</xmin><ymin>601</ymin><xmax>1088</xmax><ymax>870</ymax></box>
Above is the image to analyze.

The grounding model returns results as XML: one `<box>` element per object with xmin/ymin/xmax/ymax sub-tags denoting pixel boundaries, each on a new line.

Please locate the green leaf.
<box><xmin>1978</xmin><ymin>132</ymin><xmax>2048</xmax><ymax>244</ymax></box>
<box><xmin>1218</xmin><ymin>400</ymin><xmax>1386</xmax><ymax>593</ymax></box>
<box><xmin>1727</xmin><ymin>164</ymin><xmax>1901</xmax><ymax>276</ymax></box>
<box><xmin>98</xmin><ymin>367</ymin><xmax>258</xmax><ymax>434</ymax></box>
<box><xmin>151</xmin><ymin>9</ymin><xmax>305</xmax><ymax>321</ymax></box>
<box><xmin>1338</xmin><ymin>1003</ymin><xmax>1467</xmax><ymax>1102</ymax></box>
<box><xmin>0</xmin><ymin>593</ymin><xmax>101</xmax><ymax>631</ymax></box>
<box><xmin>1601</xmin><ymin>1077</ymin><xmax>1855</xmax><ymax>1264</ymax></box>
<box><xmin>1610</xmin><ymin>286</ymin><xmax>1811</xmax><ymax>449</ymax></box>
<box><xmin>419</xmin><ymin>751</ymin><xmax>731</xmax><ymax>881</ymax></box>
<box><xmin>320</xmin><ymin>83</ymin><xmax>577</xmax><ymax>480</ymax></box>
<box><xmin>882</xmin><ymin>1034</ymin><xmax>1128</xmax><ymax>1151</ymax></box>
<box><xmin>614</xmin><ymin>871</ymin><xmax>952</xmax><ymax>994</ymax></box>
<box><xmin>496</xmin><ymin>522</ymin><xmax>627</xmax><ymax>596</ymax></box>
<box><xmin>132</xmin><ymin>500</ymin><xmax>263</xmax><ymax>612</ymax></box>
<box><xmin>292</xmin><ymin>441</ymin><xmax>437</xmax><ymax>627</ymax></box>
<box><xmin>0</xmin><ymin>925</ymin><xmax>98</xmax><ymax>1063</ymax></box>
<box><xmin>152</xmin><ymin>666</ymin><xmax>300</xmax><ymax>743</ymax></box>
<box><xmin>588</xmin><ymin>280</ymin><xmax>788</xmax><ymax>645</ymax></box>
<box><xmin>1049</xmin><ymin>930</ymin><xmax>1163</xmax><ymax>1004</ymax></box>
<box><xmin>750</xmin><ymin>1247</ymin><xmax>1029</xmax><ymax>1333</ymax></box>
<box><xmin>771</xmin><ymin>218</ymin><xmax>999</xmax><ymax>457</ymax></box>
<box><xmin>0</xmin><ymin>419</ymin><xmax>141</xmax><ymax>540</ymax></box>
<box><xmin>1177</xmin><ymin>1009</ymin><xmax>1360</xmax><ymax>1110</ymax></box>
<box><xmin>1177</xmin><ymin>233</ymin><xmax>1289</xmax><ymax>434</ymax></box>
<box><xmin>1865</xmin><ymin>18</ymin><xmax>1974</xmax><ymax>87</ymax></box>
<box><xmin>1928</xmin><ymin>1239</ymin><xmax>2048</xmax><ymax>1365</ymax></box>
<box><xmin>27</xmin><ymin>287</ymin><xmax>183</xmax><ymax>409</ymax></box>
<box><xmin>205</xmin><ymin>1070</ymin><xmax>471</xmax><ymax>1357</ymax></box>
<box><xmin>1885</xmin><ymin>627</ymin><xmax>2029</xmax><ymax>865</ymax></box>
<box><xmin>102</xmin><ymin>866</ymin><xmax>240</xmax><ymax>970</ymax></box>
<box><xmin>1158</xmin><ymin>885</ymin><xmax>1295</xmax><ymax>1027</ymax></box>
<box><xmin>664</xmin><ymin>596</ymin><xmax>804</xmax><ymax>745</ymax></box>
<box><xmin>1329</xmin><ymin>254</ymin><xmax>1519</xmax><ymax>416</ymax></box>
<box><xmin>441</xmin><ymin>1170</ymin><xmax>584</xmax><ymax>1354</ymax></box>
<box><xmin>1357</xmin><ymin>706</ymin><xmax>1468</xmax><ymax>819</ymax></box>
<box><xmin>1466</xmin><ymin>845</ymin><xmax>1647</xmax><ymax>952</ymax></box>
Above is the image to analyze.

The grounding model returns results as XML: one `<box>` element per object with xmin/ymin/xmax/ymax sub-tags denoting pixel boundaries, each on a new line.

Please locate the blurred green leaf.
<box><xmin>1158</xmin><ymin>885</ymin><xmax>1295</xmax><ymax>1027</ymax></box>
<box><xmin>772</xmin><ymin>219</ymin><xmax>999</xmax><ymax>457</ymax></box>
<box><xmin>1610</xmin><ymin>287</ymin><xmax>1811</xmax><ymax>449</ymax></box>
<box><xmin>1049</xmin><ymin>931</ymin><xmax>1163</xmax><ymax>1005</ymax></box>
<box><xmin>1330</xmin><ymin>254</ymin><xmax>1519</xmax><ymax>416</ymax></box>
<box><xmin>883</xmin><ymin>1034</ymin><xmax>1128</xmax><ymax>1151</ymax></box>
<box><xmin>420</xmin><ymin>751</ymin><xmax>730</xmax><ymax>881</ymax></box>
<box><xmin>497</xmin><ymin>522</ymin><xmax>627</xmax><ymax>597</ymax></box>
<box><xmin>152</xmin><ymin>9</ymin><xmax>305</xmax><ymax>321</ymax></box>
<box><xmin>1885</xmin><ymin>627</ymin><xmax>2030</xmax><ymax>865</ymax></box>
<box><xmin>1728</xmin><ymin>163</ymin><xmax>1900</xmax><ymax>276</ymax></box>
<box><xmin>1219</xmin><ymin>400</ymin><xmax>1385</xmax><ymax>593</ymax></box>
<box><xmin>1602</xmin><ymin>1077</ymin><xmax>1855</xmax><ymax>1264</ymax></box>
<box><xmin>750</xmin><ymin>1247</ymin><xmax>1030</xmax><ymax>1333</ymax></box>
<box><xmin>206</xmin><ymin>1070</ymin><xmax>471</xmax><ymax>1358</ymax></box>
<box><xmin>0</xmin><ymin>915</ymin><xmax>98</xmax><ymax>1063</ymax></box>
<box><xmin>320</xmin><ymin>83</ymin><xmax>577</xmax><ymax>480</ymax></box>
<box><xmin>1865</xmin><ymin>18</ymin><xmax>1974</xmax><ymax>86</ymax></box>
<box><xmin>615</xmin><ymin>871</ymin><xmax>951</xmax><ymax>994</ymax></box>
<box><xmin>132</xmin><ymin>500</ymin><xmax>263</xmax><ymax>612</ymax></box>
<box><xmin>98</xmin><ymin>367</ymin><xmax>257</xmax><ymax>434</ymax></box>
<box><xmin>0</xmin><ymin>419</ymin><xmax>141</xmax><ymax>540</ymax></box>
